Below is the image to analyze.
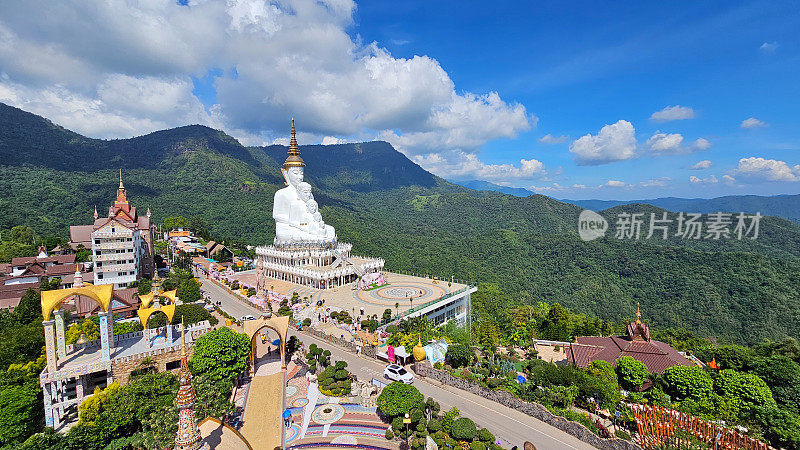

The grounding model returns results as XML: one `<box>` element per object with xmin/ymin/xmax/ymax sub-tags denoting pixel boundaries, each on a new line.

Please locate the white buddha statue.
<box><xmin>272</xmin><ymin>119</ymin><xmax>336</xmax><ymax>243</ymax></box>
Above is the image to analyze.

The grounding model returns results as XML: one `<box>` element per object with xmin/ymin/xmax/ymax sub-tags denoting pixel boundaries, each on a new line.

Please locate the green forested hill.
<box><xmin>1</xmin><ymin>102</ymin><xmax>799</xmax><ymax>345</ymax></box>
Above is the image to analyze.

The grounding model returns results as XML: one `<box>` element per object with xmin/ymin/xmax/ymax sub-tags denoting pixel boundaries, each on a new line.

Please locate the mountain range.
<box><xmin>453</xmin><ymin>178</ymin><xmax>800</xmax><ymax>225</ymax></box>
<box><xmin>1</xmin><ymin>101</ymin><xmax>799</xmax><ymax>345</ymax></box>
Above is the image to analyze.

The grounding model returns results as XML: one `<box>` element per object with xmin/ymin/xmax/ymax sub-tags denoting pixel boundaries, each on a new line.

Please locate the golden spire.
<box><xmin>118</xmin><ymin>168</ymin><xmax>124</xmax><ymax>190</ymax></box>
<box><xmin>283</xmin><ymin>118</ymin><xmax>305</xmax><ymax>169</ymax></box>
<box><xmin>635</xmin><ymin>302</ymin><xmax>641</xmax><ymax>324</ymax></box>
<box><xmin>181</xmin><ymin>318</ymin><xmax>186</xmax><ymax>360</ymax></box>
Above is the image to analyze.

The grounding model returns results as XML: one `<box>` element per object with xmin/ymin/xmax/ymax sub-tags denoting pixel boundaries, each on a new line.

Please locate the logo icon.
<box><xmin>578</xmin><ymin>209</ymin><xmax>608</xmax><ymax>241</ymax></box>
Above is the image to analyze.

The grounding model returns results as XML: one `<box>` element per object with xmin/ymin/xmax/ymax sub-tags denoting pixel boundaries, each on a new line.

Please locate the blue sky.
<box><xmin>349</xmin><ymin>1</ymin><xmax>800</xmax><ymax>199</ymax></box>
<box><xmin>0</xmin><ymin>0</ymin><xmax>798</xmax><ymax>200</ymax></box>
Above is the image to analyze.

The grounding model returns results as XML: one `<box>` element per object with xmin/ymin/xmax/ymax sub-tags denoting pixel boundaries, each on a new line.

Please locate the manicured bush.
<box><xmin>391</xmin><ymin>416</ymin><xmax>403</xmax><ymax>432</ymax></box>
<box><xmin>446</xmin><ymin>344</ymin><xmax>473</xmax><ymax>369</ymax></box>
<box><xmin>451</xmin><ymin>417</ymin><xmax>477</xmax><ymax>440</ymax></box>
<box><xmin>477</xmin><ymin>428</ymin><xmax>494</xmax><ymax>443</ymax></box>
<box><xmin>377</xmin><ymin>382</ymin><xmax>424</xmax><ymax>418</ymax></box>
<box><xmin>385</xmin><ymin>428</ymin><xmax>394</xmax><ymax>440</ymax></box>
<box><xmin>470</xmin><ymin>442</ymin><xmax>486</xmax><ymax>450</ymax></box>
<box><xmin>427</xmin><ymin>418</ymin><xmax>442</xmax><ymax>433</ymax></box>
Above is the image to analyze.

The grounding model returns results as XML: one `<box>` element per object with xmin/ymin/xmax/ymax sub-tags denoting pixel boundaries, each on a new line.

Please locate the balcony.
<box><xmin>96</xmin><ymin>241</ymin><xmax>134</xmax><ymax>250</ymax></box>
<box><xmin>99</xmin><ymin>263</ymin><xmax>136</xmax><ymax>273</ymax></box>
<box><xmin>93</xmin><ymin>230</ymin><xmax>133</xmax><ymax>239</ymax></box>
<box><xmin>93</xmin><ymin>252</ymin><xmax>132</xmax><ymax>262</ymax></box>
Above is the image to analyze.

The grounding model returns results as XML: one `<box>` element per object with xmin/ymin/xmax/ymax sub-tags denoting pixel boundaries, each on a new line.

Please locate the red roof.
<box><xmin>568</xmin><ymin>335</ymin><xmax>694</xmax><ymax>374</ymax></box>
<box><xmin>10</xmin><ymin>254</ymin><xmax>76</xmax><ymax>266</ymax></box>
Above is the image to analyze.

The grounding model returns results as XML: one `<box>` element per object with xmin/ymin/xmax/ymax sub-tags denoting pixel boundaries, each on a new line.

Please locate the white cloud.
<box><xmin>741</xmin><ymin>117</ymin><xmax>767</xmax><ymax>128</ymax></box>
<box><xmin>414</xmin><ymin>151</ymin><xmax>545</xmax><ymax>182</ymax></box>
<box><xmin>646</xmin><ymin>132</ymin><xmax>711</xmax><ymax>155</ymax></box>
<box><xmin>734</xmin><ymin>157</ymin><xmax>800</xmax><ymax>182</ymax></box>
<box><xmin>0</xmin><ymin>0</ymin><xmax>532</xmax><ymax>176</ymax></box>
<box><xmin>603</xmin><ymin>180</ymin><xmax>627</xmax><ymax>187</ymax></box>
<box><xmin>646</xmin><ymin>132</ymin><xmax>684</xmax><ymax>154</ymax></box>
<box><xmin>689</xmin><ymin>175</ymin><xmax>718</xmax><ymax>184</ymax></box>
<box><xmin>760</xmin><ymin>42</ymin><xmax>779</xmax><ymax>54</ymax></box>
<box><xmin>692</xmin><ymin>138</ymin><xmax>712</xmax><ymax>151</ymax></box>
<box><xmin>539</xmin><ymin>134</ymin><xmax>569</xmax><ymax>144</ymax></box>
<box><xmin>690</xmin><ymin>160</ymin><xmax>713</xmax><ymax>170</ymax></box>
<box><xmin>569</xmin><ymin>120</ymin><xmax>636</xmax><ymax>165</ymax></box>
<box><xmin>650</xmin><ymin>105</ymin><xmax>695</xmax><ymax>122</ymax></box>
<box><xmin>722</xmin><ymin>175</ymin><xmax>736</xmax><ymax>185</ymax></box>
<box><xmin>321</xmin><ymin>136</ymin><xmax>345</xmax><ymax>145</ymax></box>
<box><xmin>638</xmin><ymin>177</ymin><xmax>672</xmax><ymax>187</ymax></box>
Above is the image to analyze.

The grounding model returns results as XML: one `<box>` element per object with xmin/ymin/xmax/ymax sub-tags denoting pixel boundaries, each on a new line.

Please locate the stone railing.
<box><xmin>415</xmin><ymin>364</ymin><xmax>641</xmax><ymax>450</ymax></box>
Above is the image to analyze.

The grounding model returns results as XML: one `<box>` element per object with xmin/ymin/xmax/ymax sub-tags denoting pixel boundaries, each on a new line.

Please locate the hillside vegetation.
<box><xmin>1</xmin><ymin>102</ymin><xmax>799</xmax><ymax>345</ymax></box>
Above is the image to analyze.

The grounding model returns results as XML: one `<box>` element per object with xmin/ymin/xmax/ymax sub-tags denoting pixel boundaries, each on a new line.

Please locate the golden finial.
<box><xmin>283</xmin><ymin>118</ymin><xmax>305</xmax><ymax>169</ymax></box>
<box><xmin>118</xmin><ymin>168</ymin><xmax>124</xmax><ymax>190</ymax></box>
<box><xmin>635</xmin><ymin>302</ymin><xmax>641</xmax><ymax>324</ymax></box>
<box><xmin>181</xmin><ymin>318</ymin><xmax>186</xmax><ymax>358</ymax></box>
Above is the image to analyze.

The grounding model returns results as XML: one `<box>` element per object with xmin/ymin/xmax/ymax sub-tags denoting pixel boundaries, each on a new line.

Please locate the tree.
<box><xmin>587</xmin><ymin>360</ymin><xmax>618</xmax><ymax>387</ymax></box>
<box><xmin>451</xmin><ymin>417</ymin><xmax>477</xmax><ymax>441</ymax></box>
<box><xmin>190</xmin><ymin>328</ymin><xmax>250</xmax><ymax>382</ymax></box>
<box><xmin>376</xmin><ymin>382</ymin><xmax>424</xmax><ymax>418</ymax></box>
<box><xmin>14</xmin><ymin>289</ymin><xmax>42</xmax><ymax>324</ymax></box>
<box><xmin>0</xmin><ymin>240</ymin><xmax>35</xmax><ymax>264</ymax></box>
<box><xmin>752</xmin><ymin>406</ymin><xmax>800</xmax><ymax>449</ymax></box>
<box><xmin>714</xmin><ymin>369</ymin><xmax>776</xmax><ymax>412</ymax></box>
<box><xmin>446</xmin><ymin>343</ymin><xmax>473</xmax><ymax>369</ymax></box>
<box><xmin>750</xmin><ymin>355</ymin><xmax>800</xmax><ymax>413</ymax></box>
<box><xmin>662</xmin><ymin>365</ymin><xmax>713</xmax><ymax>400</ymax></box>
<box><xmin>615</xmin><ymin>356</ymin><xmax>649</xmax><ymax>390</ymax></box>
<box><xmin>6</xmin><ymin>225</ymin><xmax>36</xmax><ymax>244</ymax></box>
<box><xmin>136</xmin><ymin>278</ymin><xmax>153</xmax><ymax>296</ymax></box>
<box><xmin>541</xmin><ymin>303</ymin><xmax>572</xmax><ymax>341</ymax></box>
<box><xmin>177</xmin><ymin>278</ymin><xmax>201</xmax><ymax>303</ymax></box>
<box><xmin>712</xmin><ymin>345</ymin><xmax>755</xmax><ymax>371</ymax></box>
<box><xmin>163</xmin><ymin>216</ymin><xmax>188</xmax><ymax>231</ymax></box>
<box><xmin>0</xmin><ymin>380</ymin><xmax>43</xmax><ymax>446</ymax></box>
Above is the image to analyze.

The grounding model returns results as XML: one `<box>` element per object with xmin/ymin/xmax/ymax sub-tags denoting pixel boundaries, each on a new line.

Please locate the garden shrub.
<box><xmin>477</xmin><ymin>428</ymin><xmax>494</xmax><ymax>443</ymax></box>
<box><xmin>385</xmin><ymin>428</ymin><xmax>394</xmax><ymax>440</ymax></box>
<box><xmin>451</xmin><ymin>417</ymin><xmax>477</xmax><ymax>440</ymax></box>
<box><xmin>427</xmin><ymin>418</ymin><xmax>442</xmax><ymax>433</ymax></box>
<box><xmin>470</xmin><ymin>442</ymin><xmax>486</xmax><ymax>450</ymax></box>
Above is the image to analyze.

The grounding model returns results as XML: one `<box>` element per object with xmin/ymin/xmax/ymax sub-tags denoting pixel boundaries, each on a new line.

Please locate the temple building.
<box><xmin>69</xmin><ymin>170</ymin><xmax>155</xmax><ymax>288</ymax></box>
<box><xmin>567</xmin><ymin>305</ymin><xmax>695</xmax><ymax>374</ymax></box>
<box><xmin>38</xmin><ymin>278</ymin><xmax>211</xmax><ymax>428</ymax></box>
<box><xmin>244</xmin><ymin>121</ymin><xmax>474</xmax><ymax>327</ymax></box>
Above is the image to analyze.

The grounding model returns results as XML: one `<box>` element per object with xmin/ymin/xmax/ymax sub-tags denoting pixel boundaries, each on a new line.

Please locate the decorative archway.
<box><xmin>41</xmin><ymin>284</ymin><xmax>113</xmax><ymax>321</ymax></box>
<box><xmin>138</xmin><ymin>290</ymin><xmax>177</xmax><ymax>309</ymax></box>
<box><xmin>137</xmin><ymin>304</ymin><xmax>177</xmax><ymax>348</ymax></box>
<box><xmin>40</xmin><ymin>283</ymin><xmax>116</xmax><ymax>369</ymax></box>
<box><xmin>243</xmin><ymin>315</ymin><xmax>290</xmax><ymax>372</ymax></box>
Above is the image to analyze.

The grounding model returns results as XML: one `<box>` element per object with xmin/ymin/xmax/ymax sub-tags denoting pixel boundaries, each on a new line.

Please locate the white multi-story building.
<box><xmin>70</xmin><ymin>171</ymin><xmax>154</xmax><ymax>288</ymax></box>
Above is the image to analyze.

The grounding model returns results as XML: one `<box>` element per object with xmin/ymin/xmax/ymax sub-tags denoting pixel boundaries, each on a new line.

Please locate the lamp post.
<box><xmin>403</xmin><ymin>413</ymin><xmax>411</xmax><ymax>446</ymax></box>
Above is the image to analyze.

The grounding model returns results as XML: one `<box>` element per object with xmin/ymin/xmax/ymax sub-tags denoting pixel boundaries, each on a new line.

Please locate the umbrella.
<box><xmin>517</xmin><ymin>375</ymin><xmax>527</xmax><ymax>384</ymax></box>
<box><xmin>272</xmin><ymin>339</ymin><xmax>281</xmax><ymax>346</ymax></box>
<box><xmin>283</xmin><ymin>409</ymin><xmax>291</xmax><ymax>419</ymax></box>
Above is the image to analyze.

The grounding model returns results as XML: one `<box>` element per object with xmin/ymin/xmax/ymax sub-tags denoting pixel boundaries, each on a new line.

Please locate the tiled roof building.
<box><xmin>567</xmin><ymin>305</ymin><xmax>694</xmax><ymax>374</ymax></box>
<box><xmin>69</xmin><ymin>170</ymin><xmax>155</xmax><ymax>288</ymax></box>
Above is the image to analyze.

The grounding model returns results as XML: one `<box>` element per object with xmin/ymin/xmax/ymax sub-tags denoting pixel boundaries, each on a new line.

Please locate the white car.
<box><xmin>241</xmin><ymin>315</ymin><xmax>255</xmax><ymax>321</ymax></box>
<box><xmin>384</xmin><ymin>364</ymin><xmax>414</xmax><ymax>384</ymax></box>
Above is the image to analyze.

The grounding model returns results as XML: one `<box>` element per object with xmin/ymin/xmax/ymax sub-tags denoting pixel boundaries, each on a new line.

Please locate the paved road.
<box><xmin>204</xmin><ymin>276</ymin><xmax>596</xmax><ymax>449</ymax></box>
<box><xmin>201</xmin><ymin>278</ymin><xmax>263</xmax><ymax>320</ymax></box>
